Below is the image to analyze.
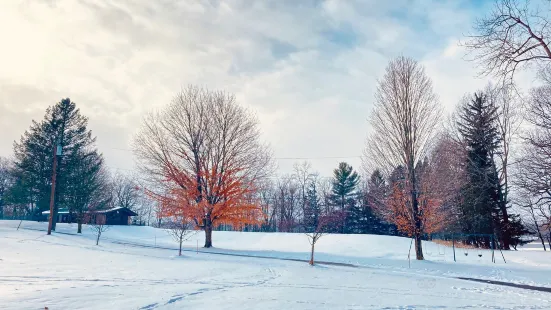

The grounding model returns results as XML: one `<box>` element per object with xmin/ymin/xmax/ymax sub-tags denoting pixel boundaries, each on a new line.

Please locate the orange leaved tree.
<box><xmin>383</xmin><ymin>180</ymin><xmax>449</xmax><ymax>238</ymax></box>
<box><xmin>134</xmin><ymin>85</ymin><xmax>273</xmax><ymax>247</ymax></box>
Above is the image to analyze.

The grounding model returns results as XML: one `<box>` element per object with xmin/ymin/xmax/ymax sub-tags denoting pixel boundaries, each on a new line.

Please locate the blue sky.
<box><xmin>0</xmin><ymin>0</ymin><xmax>536</xmax><ymax>177</ymax></box>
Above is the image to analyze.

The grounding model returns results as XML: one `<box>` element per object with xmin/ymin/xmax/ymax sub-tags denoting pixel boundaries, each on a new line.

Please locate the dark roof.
<box><xmin>94</xmin><ymin>207</ymin><xmax>138</xmax><ymax>216</ymax></box>
<box><xmin>42</xmin><ymin>208</ymin><xmax>70</xmax><ymax>215</ymax></box>
<box><xmin>42</xmin><ymin>207</ymin><xmax>138</xmax><ymax>216</ymax></box>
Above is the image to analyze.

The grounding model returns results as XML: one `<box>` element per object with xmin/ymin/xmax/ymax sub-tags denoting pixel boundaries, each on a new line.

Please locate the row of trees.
<box><xmin>253</xmin><ymin>162</ymin><xmax>397</xmax><ymax>236</ymax></box>
<box><xmin>0</xmin><ymin>74</ymin><xmax>542</xmax><ymax>260</ymax></box>
<box><xmin>3</xmin><ymin>0</ymin><xmax>551</xmax><ymax>262</ymax></box>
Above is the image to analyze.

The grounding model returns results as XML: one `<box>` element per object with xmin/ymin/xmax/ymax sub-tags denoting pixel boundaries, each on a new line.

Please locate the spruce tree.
<box><xmin>329</xmin><ymin>162</ymin><xmax>359</xmax><ymax>233</ymax></box>
<box><xmin>65</xmin><ymin>149</ymin><xmax>108</xmax><ymax>233</ymax></box>
<box><xmin>303</xmin><ymin>180</ymin><xmax>321</xmax><ymax>232</ymax></box>
<box><xmin>12</xmin><ymin>98</ymin><xmax>102</xmax><ymax>231</ymax></box>
<box><xmin>457</xmin><ymin>92</ymin><xmax>503</xmax><ymax>246</ymax></box>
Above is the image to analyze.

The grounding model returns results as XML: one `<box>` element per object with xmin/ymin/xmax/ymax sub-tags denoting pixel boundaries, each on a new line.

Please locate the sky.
<box><xmin>0</xmin><ymin>0</ymin><xmax>540</xmax><ymax>178</ymax></box>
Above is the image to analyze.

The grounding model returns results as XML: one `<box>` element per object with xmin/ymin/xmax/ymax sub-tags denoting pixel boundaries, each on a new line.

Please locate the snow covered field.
<box><xmin>1</xmin><ymin>220</ymin><xmax>551</xmax><ymax>309</ymax></box>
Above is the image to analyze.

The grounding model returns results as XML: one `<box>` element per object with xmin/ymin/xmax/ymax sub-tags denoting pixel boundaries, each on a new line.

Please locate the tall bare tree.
<box><xmin>464</xmin><ymin>0</ymin><xmax>551</xmax><ymax>81</ymax></box>
<box><xmin>0</xmin><ymin>157</ymin><xmax>13</xmax><ymax>219</ymax></box>
<box><xmin>517</xmin><ymin>85</ymin><xmax>551</xmax><ymax>204</ymax></box>
<box><xmin>293</xmin><ymin>161</ymin><xmax>314</xmax><ymax>225</ymax></box>
<box><xmin>364</xmin><ymin>56</ymin><xmax>442</xmax><ymax>260</ymax></box>
<box><xmin>486</xmin><ymin>83</ymin><xmax>522</xmax><ymax>248</ymax></box>
<box><xmin>134</xmin><ymin>85</ymin><xmax>273</xmax><ymax>247</ymax></box>
<box><xmin>111</xmin><ymin>172</ymin><xmax>140</xmax><ymax>211</ymax></box>
<box><xmin>516</xmin><ymin>84</ymin><xmax>551</xmax><ymax>244</ymax></box>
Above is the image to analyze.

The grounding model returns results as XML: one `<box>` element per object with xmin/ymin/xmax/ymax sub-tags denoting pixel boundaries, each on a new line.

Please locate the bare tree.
<box><xmin>0</xmin><ymin>157</ymin><xmax>13</xmax><ymax>219</ymax></box>
<box><xmin>517</xmin><ymin>85</ymin><xmax>551</xmax><ymax>213</ymax></box>
<box><xmin>167</xmin><ymin>215</ymin><xmax>196</xmax><ymax>256</ymax></box>
<box><xmin>293</xmin><ymin>161</ymin><xmax>314</xmax><ymax>226</ymax></box>
<box><xmin>111</xmin><ymin>172</ymin><xmax>140</xmax><ymax>210</ymax></box>
<box><xmin>517</xmin><ymin>194</ymin><xmax>548</xmax><ymax>251</ymax></box>
<box><xmin>111</xmin><ymin>172</ymin><xmax>156</xmax><ymax>225</ymax></box>
<box><xmin>134</xmin><ymin>85</ymin><xmax>274</xmax><ymax>247</ymax></box>
<box><xmin>424</xmin><ymin>133</ymin><xmax>467</xmax><ymax>232</ymax></box>
<box><xmin>364</xmin><ymin>56</ymin><xmax>442</xmax><ymax>260</ymax></box>
<box><xmin>464</xmin><ymin>0</ymin><xmax>551</xmax><ymax>81</ymax></box>
<box><xmin>305</xmin><ymin>213</ymin><xmax>340</xmax><ymax>266</ymax></box>
<box><xmin>487</xmin><ymin>83</ymin><xmax>522</xmax><ymax>249</ymax></box>
<box><xmin>317</xmin><ymin>177</ymin><xmax>333</xmax><ymax>215</ymax></box>
<box><xmin>89</xmin><ymin>213</ymin><xmax>109</xmax><ymax>246</ymax></box>
<box><xmin>273</xmin><ymin>176</ymin><xmax>300</xmax><ymax>232</ymax></box>
<box><xmin>488</xmin><ymin>83</ymin><xmax>521</xmax><ymax>202</ymax></box>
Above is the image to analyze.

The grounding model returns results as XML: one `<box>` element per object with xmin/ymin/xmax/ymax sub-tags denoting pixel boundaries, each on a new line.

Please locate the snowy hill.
<box><xmin>1</xmin><ymin>220</ymin><xmax>551</xmax><ymax>309</ymax></box>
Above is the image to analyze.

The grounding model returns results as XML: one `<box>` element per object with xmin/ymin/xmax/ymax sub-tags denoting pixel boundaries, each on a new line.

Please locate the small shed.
<box><xmin>41</xmin><ymin>208</ymin><xmax>71</xmax><ymax>223</ymax></box>
<box><xmin>41</xmin><ymin>207</ymin><xmax>137</xmax><ymax>226</ymax></box>
<box><xmin>94</xmin><ymin>207</ymin><xmax>137</xmax><ymax>225</ymax></box>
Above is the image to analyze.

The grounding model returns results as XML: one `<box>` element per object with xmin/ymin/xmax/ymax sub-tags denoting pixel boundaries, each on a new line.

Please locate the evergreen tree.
<box><xmin>329</xmin><ymin>162</ymin><xmax>359</xmax><ymax>233</ymax></box>
<box><xmin>303</xmin><ymin>180</ymin><xmax>321</xmax><ymax>232</ymax></box>
<box><xmin>65</xmin><ymin>149</ymin><xmax>108</xmax><ymax>233</ymax></box>
<box><xmin>12</xmin><ymin>98</ymin><xmax>101</xmax><ymax>231</ymax></box>
<box><xmin>457</xmin><ymin>92</ymin><xmax>506</xmax><ymax>246</ymax></box>
<box><xmin>348</xmin><ymin>183</ymin><xmax>392</xmax><ymax>235</ymax></box>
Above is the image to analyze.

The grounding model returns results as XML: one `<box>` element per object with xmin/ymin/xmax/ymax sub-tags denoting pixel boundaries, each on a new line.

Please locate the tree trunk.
<box><xmin>179</xmin><ymin>239</ymin><xmax>183</xmax><ymax>256</ymax></box>
<box><xmin>309</xmin><ymin>241</ymin><xmax>315</xmax><ymax>265</ymax></box>
<box><xmin>204</xmin><ymin>217</ymin><xmax>213</xmax><ymax>248</ymax></box>
<box><xmin>409</xmin><ymin>157</ymin><xmax>424</xmax><ymax>260</ymax></box>
<box><xmin>414</xmin><ymin>232</ymin><xmax>424</xmax><ymax>260</ymax></box>
<box><xmin>530</xmin><ymin>209</ymin><xmax>546</xmax><ymax>251</ymax></box>
<box><xmin>540</xmin><ymin>233</ymin><xmax>547</xmax><ymax>251</ymax></box>
<box><xmin>51</xmin><ymin>204</ymin><xmax>58</xmax><ymax>231</ymax></box>
<box><xmin>77</xmin><ymin>221</ymin><xmax>82</xmax><ymax>234</ymax></box>
<box><xmin>411</xmin><ymin>188</ymin><xmax>424</xmax><ymax>260</ymax></box>
<box><xmin>499</xmin><ymin>201</ymin><xmax>511</xmax><ymax>250</ymax></box>
<box><xmin>96</xmin><ymin>231</ymin><xmax>101</xmax><ymax>245</ymax></box>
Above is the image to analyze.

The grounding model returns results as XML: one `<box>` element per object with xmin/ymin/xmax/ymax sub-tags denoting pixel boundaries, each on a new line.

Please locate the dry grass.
<box><xmin>432</xmin><ymin>239</ymin><xmax>480</xmax><ymax>249</ymax></box>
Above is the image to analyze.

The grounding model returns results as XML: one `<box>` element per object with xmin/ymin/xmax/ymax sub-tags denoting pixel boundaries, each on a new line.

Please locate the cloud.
<box><xmin>0</xmin><ymin>0</ymin><xmax>529</xmax><ymax>176</ymax></box>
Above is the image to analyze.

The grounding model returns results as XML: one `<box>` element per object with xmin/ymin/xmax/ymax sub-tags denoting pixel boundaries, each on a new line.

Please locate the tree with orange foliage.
<box><xmin>370</xmin><ymin>159</ymin><xmax>452</xmax><ymax>246</ymax></box>
<box><xmin>134</xmin><ymin>86</ymin><xmax>273</xmax><ymax>247</ymax></box>
<box><xmin>383</xmin><ymin>179</ymin><xmax>449</xmax><ymax>238</ymax></box>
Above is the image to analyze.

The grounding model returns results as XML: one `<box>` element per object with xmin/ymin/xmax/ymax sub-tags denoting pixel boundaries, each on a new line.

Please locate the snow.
<box><xmin>41</xmin><ymin>208</ymin><xmax>69</xmax><ymax>215</ymax></box>
<box><xmin>1</xmin><ymin>220</ymin><xmax>551</xmax><ymax>309</ymax></box>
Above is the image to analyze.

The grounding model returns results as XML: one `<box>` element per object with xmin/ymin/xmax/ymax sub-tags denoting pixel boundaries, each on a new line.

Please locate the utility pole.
<box><xmin>47</xmin><ymin>142</ymin><xmax>62</xmax><ymax>235</ymax></box>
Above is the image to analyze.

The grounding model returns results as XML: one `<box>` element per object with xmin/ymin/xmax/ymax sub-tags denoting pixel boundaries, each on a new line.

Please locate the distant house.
<box><xmin>41</xmin><ymin>207</ymin><xmax>137</xmax><ymax>226</ymax></box>
<box><xmin>41</xmin><ymin>208</ymin><xmax>71</xmax><ymax>223</ymax></box>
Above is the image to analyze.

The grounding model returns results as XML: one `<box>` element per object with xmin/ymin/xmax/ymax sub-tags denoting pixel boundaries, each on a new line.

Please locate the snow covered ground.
<box><xmin>1</xmin><ymin>220</ymin><xmax>550</xmax><ymax>309</ymax></box>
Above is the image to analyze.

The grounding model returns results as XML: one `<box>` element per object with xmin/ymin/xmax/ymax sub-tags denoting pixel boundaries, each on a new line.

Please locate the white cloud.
<box><xmin>0</xmin><ymin>0</ymin><xmax>535</xmax><ymax>177</ymax></box>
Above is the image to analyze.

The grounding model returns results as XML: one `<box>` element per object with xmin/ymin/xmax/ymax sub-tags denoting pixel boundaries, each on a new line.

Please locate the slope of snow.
<box><xmin>1</xmin><ymin>220</ymin><xmax>551</xmax><ymax>309</ymax></box>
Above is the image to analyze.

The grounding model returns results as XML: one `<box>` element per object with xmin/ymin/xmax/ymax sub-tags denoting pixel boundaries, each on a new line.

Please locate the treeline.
<box><xmin>252</xmin><ymin>162</ymin><xmax>400</xmax><ymax>236</ymax></box>
<box><xmin>3</xmin><ymin>0</ymin><xmax>551</xmax><ymax>260</ymax></box>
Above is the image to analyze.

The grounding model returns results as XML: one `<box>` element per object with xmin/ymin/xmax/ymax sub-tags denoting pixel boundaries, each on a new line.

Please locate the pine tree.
<box><xmin>303</xmin><ymin>180</ymin><xmax>321</xmax><ymax>232</ymax></box>
<box><xmin>65</xmin><ymin>148</ymin><xmax>108</xmax><ymax>233</ymax></box>
<box><xmin>457</xmin><ymin>92</ymin><xmax>505</xmax><ymax>246</ymax></box>
<box><xmin>12</xmin><ymin>98</ymin><xmax>101</xmax><ymax>230</ymax></box>
<box><xmin>348</xmin><ymin>186</ymin><xmax>386</xmax><ymax>235</ymax></box>
<box><xmin>329</xmin><ymin>162</ymin><xmax>359</xmax><ymax>233</ymax></box>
